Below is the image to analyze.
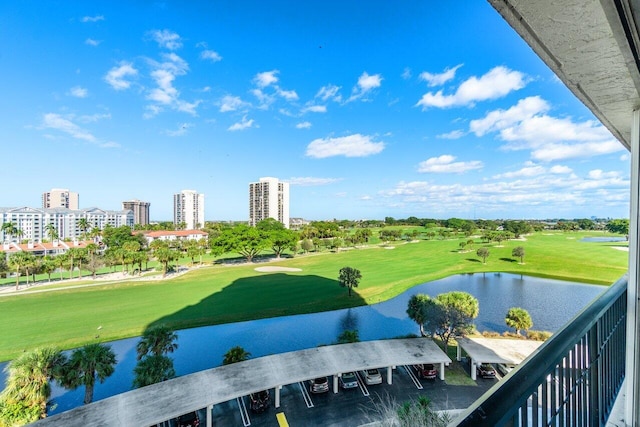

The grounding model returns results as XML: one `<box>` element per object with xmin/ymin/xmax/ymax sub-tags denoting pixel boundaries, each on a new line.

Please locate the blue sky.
<box><xmin>0</xmin><ymin>1</ymin><xmax>630</xmax><ymax>221</ymax></box>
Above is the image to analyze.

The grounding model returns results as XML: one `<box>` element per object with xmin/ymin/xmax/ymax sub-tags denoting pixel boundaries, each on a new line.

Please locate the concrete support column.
<box><xmin>275</xmin><ymin>385</ymin><xmax>281</xmax><ymax>408</ymax></box>
<box><xmin>387</xmin><ymin>366</ymin><xmax>393</xmax><ymax>384</ymax></box>
<box><xmin>626</xmin><ymin>108</ymin><xmax>640</xmax><ymax>427</ymax></box>
<box><xmin>333</xmin><ymin>374</ymin><xmax>339</xmax><ymax>393</ymax></box>
<box><xmin>457</xmin><ymin>344</ymin><xmax>461</xmax><ymax>361</ymax></box>
<box><xmin>439</xmin><ymin>362</ymin><xmax>445</xmax><ymax>381</ymax></box>
<box><xmin>470</xmin><ymin>359</ymin><xmax>477</xmax><ymax>381</ymax></box>
<box><xmin>206</xmin><ymin>404</ymin><xmax>213</xmax><ymax>427</ymax></box>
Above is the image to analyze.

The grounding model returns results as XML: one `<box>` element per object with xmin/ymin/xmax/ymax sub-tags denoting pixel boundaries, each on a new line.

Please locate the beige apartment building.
<box><xmin>249</xmin><ymin>177</ymin><xmax>290</xmax><ymax>229</ymax></box>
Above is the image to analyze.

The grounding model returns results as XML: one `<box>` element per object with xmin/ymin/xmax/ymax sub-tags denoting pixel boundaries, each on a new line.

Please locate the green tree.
<box><xmin>476</xmin><ymin>247</ymin><xmax>490</xmax><ymax>264</ymax></box>
<box><xmin>505</xmin><ymin>307</ymin><xmax>533</xmax><ymax>335</ymax></box>
<box><xmin>8</xmin><ymin>252</ymin><xmax>30</xmax><ymax>290</ymax></box>
<box><xmin>0</xmin><ymin>347</ymin><xmax>64</xmax><ymax>423</ymax></box>
<box><xmin>423</xmin><ymin>291</ymin><xmax>479</xmax><ymax>354</ymax></box>
<box><xmin>212</xmin><ymin>224</ymin><xmax>269</xmax><ymax>262</ymax></box>
<box><xmin>512</xmin><ymin>246</ymin><xmax>525</xmax><ymax>264</ymax></box>
<box><xmin>155</xmin><ymin>247</ymin><xmax>178</xmax><ymax>278</ymax></box>
<box><xmin>77</xmin><ymin>218</ymin><xmax>90</xmax><ymax>240</ymax></box>
<box><xmin>406</xmin><ymin>294</ymin><xmax>433</xmax><ymax>337</ymax></box>
<box><xmin>44</xmin><ymin>223</ymin><xmax>58</xmax><ymax>243</ymax></box>
<box><xmin>338</xmin><ymin>266</ymin><xmax>362</xmax><ymax>297</ymax></box>
<box><xmin>57</xmin><ymin>343</ymin><xmax>116</xmax><ymax>405</ymax></box>
<box><xmin>65</xmin><ymin>247</ymin><xmax>84</xmax><ymax>279</ymax></box>
<box><xmin>268</xmin><ymin>229</ymin><xmax>298</xmax><ymax>258</ymax></box>
<box><xmin>301</xmin><ymin>238</ymin><xmax>314</xmax><ymax>253</ymax></box>
<box><xmin>136</xmin><ymin>326</ymin><xmax>178</xmax><ymax>360</ymax></box>
<box><xmin>222</xmin><ymin>346</ymin><xmax>251</xmax><ymax>365</ymax></box>
<box><xmin>132</xmin><ymin>355</ymin><xmax>176</xmax><ymax>388</ymax></box>
<box><xmin>41</xmin><ymin>256</ymin><xmax>57</xmax><ymax>282</ymax></box>
<box><xmin>606</xmin><ymin>219</ymin><xmax>629</xmax><ymax>237</ymax></box>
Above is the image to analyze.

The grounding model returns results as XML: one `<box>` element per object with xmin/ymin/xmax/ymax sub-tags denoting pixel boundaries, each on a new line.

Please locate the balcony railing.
<box><xmin>454</xmin><ymin>275</ymin><xmax>627</xmax><ymax>427</ymax></box>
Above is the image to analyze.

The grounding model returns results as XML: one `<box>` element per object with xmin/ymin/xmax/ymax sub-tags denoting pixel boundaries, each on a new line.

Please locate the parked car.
<box><xmin>309</xmin><ymin>377</ymin><xmax>329</xmax><ymax>393</ymax></box>
<box><xmin>414</xmin><ymin>363</ymin><xmax>438</xmax><ymax>380</ymax></box>
<box><xmin>363</xmin><ymin>368</ymin><xmax>383</xmax><ymax>385</ymax></box>
<box><xmin>339</xmin><ymin>371</ymin><xmax>358</xmax><ymax>389</ymax></box>
<box><xmin>177</xmin><ymin>412</ymin><xmax>200</xmax><ymax>427</ymax></box>
<box><xmin>497</xmin><ymin>363</ymin><xmax>515</xmax><ymax>376</ymax></box>
<box><xmin>249</xmin><ymin>390</ymin><xmax>270</xmax><ymax>413</ymax></box>
<box><xmin>476</xmin><ymin>363</ymin><xmax>497</xmax><ymax>378</ymax></box>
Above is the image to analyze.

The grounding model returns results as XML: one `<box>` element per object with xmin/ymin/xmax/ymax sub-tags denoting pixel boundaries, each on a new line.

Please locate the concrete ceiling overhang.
<box><xmin>489</xmin><ymin>0</ymin><xmax>640</xmax><ymax>150</ymax></box>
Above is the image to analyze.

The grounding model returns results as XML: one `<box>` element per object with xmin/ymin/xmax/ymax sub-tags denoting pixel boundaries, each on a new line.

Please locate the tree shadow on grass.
<box><xmin>466</xmin><ymin>258</ymin><xmax>481</xmax><ymax>263</ymax></box>
<box><xmin>146</xmin><ymin>273</ymin><xmax>367</xmax><ymax>332</ymax></box>
<box><xmin>500</xmin><ymin>258</ymin><xmax>517</xmax><ymax>263</ymax></box>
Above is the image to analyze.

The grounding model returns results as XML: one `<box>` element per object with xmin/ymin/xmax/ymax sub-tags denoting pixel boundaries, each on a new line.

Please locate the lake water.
<box><xmin>581</xmin><ymin>236</ymin><xmax>627</xmax><ymax>242</ymax></box>
<box><xmin>0</xmin><ymin>273</ymin><xmax>606</xmax><ymax>415</ymax></box>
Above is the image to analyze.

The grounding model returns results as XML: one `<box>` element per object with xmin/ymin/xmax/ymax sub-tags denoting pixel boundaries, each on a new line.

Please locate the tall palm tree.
<box><xmin>136</xmin><ymin>325</ymin><xmax>179</xmax><ymax>360</ymax></box>
<box><xmin>0</xmin><ymin>347</ymin><xmax>64</xmax><ymax>422</ymax></box>
<box><xmin>77</xmin><ymin>218</ymin><xmax>90</xmax><ymax>241</ymax></box>
<box><xmin>54</xmin><ymin>253</ymin><xmax>67</xmax><ymax>281</ymax></box>
<box><xmin>57</xmin><ymin>343</ymin><xmax>116</xmax><ymax>404</ymax></box>
<box><xmin>41</xmin><ymin>256</ymin><xmax>57</xmax><ymax>282</ymax></box>
<box><xmin>1</xmin><ymin>222</ymin><xmax>19</xmax><ymax>243</ymax></box>
<box><xmin>8</xmin><ymin>251</ymin><xmax>30</xmax><ymax>290</ymax></box>
<box><xmin>44</xmin><ymin>223</ymin><xmax>58</xmax><ymax>243</ymax></box>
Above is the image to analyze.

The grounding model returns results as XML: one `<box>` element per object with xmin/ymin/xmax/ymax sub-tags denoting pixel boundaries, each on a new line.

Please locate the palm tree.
<box><xmin>8</xmin><ymin>251</ymin><xmax>30</xmax><ymax>290</ymax></box>
<box><xmin>44</xmin><ymin>223</ymin><xmax>58</xmax><ymax>244</ymax></box>
<box><xmin>41</xmin><ymin>256</ymin><xmax>57</xmax><ymax>282</ymax></box>
<box><xmin>155</xmin><ymin>247</ymin><xmax>178</xmax><ymax>277</ymax></box>
<box><xmin>1</xmin><ymin>222</ymin><xmax>19</xmax><ymax>243</ymax></box>
<box><xmin>222</xmin><ymin>346</ymin><xmax>251</xmax><ymax>365</ymax></box>
<box><xmin>65</xmin><ymin>248</ymin><xmax>83</xmax><ymax>279</ymax></box>
<box><xmin>57</xmin><ymin>343</ymin><xmax>116</xmax><ymax>404</ymax></box>
<box><xmin>77</xmin><ymin>218</ymin><xmax>90</xmax><ymax>241</ymax></box>
<box><xmin>0</xmin><ymin>347</ymin><xmax>64</xmax><ymax>422</ymax></box>
<box><xmin>54</xmin><ymin>253</ymin><xmax>67</xmax><ymax>281</ymax></box>
<box><xmin>132</xmin><ymin>355</ymin><xmax>175</xmax><ymax>388</ymax></box>
<box><xmin>136</xmin><ymin>325</ymin><xmax>178</xmax><ymax>360</ymax></box>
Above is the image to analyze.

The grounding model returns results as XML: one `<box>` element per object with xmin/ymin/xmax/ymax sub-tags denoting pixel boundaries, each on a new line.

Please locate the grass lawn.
<box><xmin>0</xmin><ymin>231</ymin><xmax>627</xmax><ymax>361</ymax></box>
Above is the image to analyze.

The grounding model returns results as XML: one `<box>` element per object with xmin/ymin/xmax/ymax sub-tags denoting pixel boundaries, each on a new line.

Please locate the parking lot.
<box><xmin>207</xmin><ymin>364</ymin><xmax>497</xmax><ymax>426</ymax></box>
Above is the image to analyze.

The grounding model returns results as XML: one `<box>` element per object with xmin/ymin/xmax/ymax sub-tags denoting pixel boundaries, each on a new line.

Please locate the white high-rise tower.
<box><xmin>249</xmin><ymin>177</ymin><xmax>290</xmax><ymax>228</ymax></box>
<box><xmin>173</xmin><ymin>190</ymin><xmax>204</xmax><ymax>229</ymax></box>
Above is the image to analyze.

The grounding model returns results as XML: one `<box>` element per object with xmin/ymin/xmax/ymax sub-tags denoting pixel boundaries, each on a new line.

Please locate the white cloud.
<box><xmin>306</xmin><ymin>134</ymin><xmax>385</xmax><ymax>158</ymax></box>
<box><xmin>145</xmin><ymin>53</ymin><xmax>199</xmax><ymax>116</ymax></box>
<box><xmin>165</xmin><ymin>123</ymin><xmax>193</xmax><ymax>136</ymax></box>
<box><xmin>401</xmin><ymin>68</ymin><xmax>412</xmax><ymax>80</ymax></box>
<box><xmin>228</xmin><ymin>116</ymin><xmax>256</xmax><ymax>131</ymax></box>
<box><xmin>81</xmin><ymin>15</ymin><xmax>104</xmax><ymax>23</ymax></box>
<box><xmin>200</xmin><ymin>50</ymin><xmax>222</xmax><ymax>62</ymax></box>
<box><xmin>251</xmin><ymin>88</ymin><xmax>275</xmax><ymax>109</ymax></box>
<box><xmin>302</xmin><ymin>105</ymin><xmax>327</xmax><ymax>113</ymax></box>
<box><xmin>149</xmin><ymin>29</ymin><xmax>182</xmax><ymax>50</ymax></box>
<box><xmin>219</xmin><ymin>95</ymin><xmax>247</xmax><ymax>112</ymax></box>
<box><xmin>287</xmin><ymin>177</ymin><xmax>342</xmax><ymax>186</ymax></box>
<box><xmin>361</xmin><ymin>195</ymin><xmax>372</xmax><ymax>200</ymax></box>
<box><xmin>492</xmin><ymin>164</ymin><xmax>545</xmax><ymax>179</ymax></box>
<box><xmin>69</xmin><ymin>86</ymin><xmax>88</xmax><ymax>98</ymax></box>
<box><xmin>417</xmin><ymin>155</ymin><xmax>483</xmax><ymax>173</ymax></box>
<box><xmin>316</xmin><ymin>84</ymin><xmax>342</xmax><ymax>102</ymax></box>
<box><xmin>254</xmin><ymin>70</ymin><xmax>279</xmax><ymax>88</ymax></box>
<box><xmin>620</xmin><ymin>153</ymin><xmax>630</xmax><ymax>161</ymax></box>
<box><xmin>296</xmin><ymin>121</ymin><xmax>312</xmax><ymax>129</ymax></box>
<box><xmin>42</xmin><ymin>113</ymin><xmax>96</xmax><ymax>142</ymax></box>
<box><xmin>77</xmin><ymin>113</ymin><xmax>110</xmax><ymax>123</ymax></box>
<box><xmin>470</xmin><ymin>96</ymin><xmax>624</xmax><ymax>161</ymax></box>
<box><xmin>99</xmin><ymin>141</ymin><xmax>120</xmax><ymax>148</ymax></box>
<box><xmin>419</xmin><ymin>64</ymin><xmax>463</xmax><ymax>87</ymax></box>
<box><xmin>85</xmin><ymin>38</ymin><xmax>101</xmax><ymax>46</ymax></box>
<box><xmin>437</xmin><ymin>130</ymin><xmax>465</xmax><ymax>139</ymax></box>
<box><xmin>416</xmin><ymin>66</ymin><xmax>526</xmax><ymax>109</ymax></box>
<box><xmin>104</xmin><ymin>62</ymin><xmax>138</xmax><ymax>90</ymax></box>
<box><xmin>549</xmin><ymin>165</ymin><xmax>573</xmax><ymax>174</ymax></box>
<box><xmin>348</xmin><ymin>72</ymin><xmax>383</xmax><ymax>102</ymax></box>
<box><xmin>277</xmin><ymin>88</ymin><xmax>298</xmax><ymax>101</ymax></box>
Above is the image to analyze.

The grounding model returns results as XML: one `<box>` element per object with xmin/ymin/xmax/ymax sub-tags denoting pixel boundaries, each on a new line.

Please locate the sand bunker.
<box><xmin>611</xmin><ymin>246</ymin><xmax>629</xmax><ymax>252</ymax></box>
<box><xmin>383</xmin><ymin>246</ymin><xmax>395</xmax><ymax>249</ymax></box>
<box><xmin>254</xmin><ymin>266</ymin><xmax>303</xmax><ymax>272</ymax></box>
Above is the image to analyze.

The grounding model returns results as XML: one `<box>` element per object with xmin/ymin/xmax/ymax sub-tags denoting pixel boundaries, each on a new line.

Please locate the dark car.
<box><xmin>309</xmin><ymin>377</ymin><xmax>329</xmax><ymax>393</ymax></box>
<box><xmin>339</xmin><ymin>371</ymin><xmax>359</xmax><ymax>389</ymax></box>
<box><xmin>177</xmin><ymin>411</ymin><xmax>200</xmax><ymax>427</ymax></box>
<box><xmin>414</xmin><ymin>363</ymin><xmax>438</xmax><ymax>379</ymax></box>
<box><xmin>476</xmin><ymin>363</ymin><xmax>497</xmax><ymax>378</ymax></box>
<box><xmin>249</xmin><ymin>390</ymin><xmax>270</xmax><ymax>413</ymax></box>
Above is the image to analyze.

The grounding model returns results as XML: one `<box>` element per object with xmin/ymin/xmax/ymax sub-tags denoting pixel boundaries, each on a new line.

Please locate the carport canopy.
<box><xmin>457</xmin><ymin>337</ymin><xmax>544</xmax><ymax>380</ymax></box>
<box><xmin>33</xmin><ymin>338</ymin><xmax>451</xmax><ymax>427</ymax></box>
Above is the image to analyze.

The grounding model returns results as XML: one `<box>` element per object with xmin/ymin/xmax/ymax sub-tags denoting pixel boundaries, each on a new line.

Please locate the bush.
<box><xmin>481</xmin><ymin>331</ymin><xmax>501</xmax><ymax>338</ymax></box>
<box><xmin>527</xmin><ymin>330</ymin><xmax>552</xmax><ymax>341</ymax></box>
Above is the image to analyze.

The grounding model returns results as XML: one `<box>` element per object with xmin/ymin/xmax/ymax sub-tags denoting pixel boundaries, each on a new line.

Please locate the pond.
<box><xmin>581</xmin><ymin>236</ymin><xmax>627</xmax><ymax>242</ymax></box>
<box><xmin>1</xmin><ymin>272</ymin><xmax>607</xmax><ymax>415</ymax></box>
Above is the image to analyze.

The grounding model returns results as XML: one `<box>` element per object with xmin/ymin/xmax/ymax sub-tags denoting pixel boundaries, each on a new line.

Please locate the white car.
<box><xmin>497</xmin><ymin>363</ymin><xmax>515</xmax><ymax>376</ymax></box>
<box><xmin>339</xmin><ymin>372</ymin><xmax>358</xmax><ymax>389</ymax></box>
<box><xmin>362</xmin><ymin>368</ymin><xmax>383</xmax><ymax>385</ymax></box>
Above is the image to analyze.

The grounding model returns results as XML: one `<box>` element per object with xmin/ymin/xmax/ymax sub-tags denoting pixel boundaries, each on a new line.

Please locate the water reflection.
<box><xmin>0</xmin><ymin>273</ymin><xmax>605</xmax><ymax>416</ymax></box>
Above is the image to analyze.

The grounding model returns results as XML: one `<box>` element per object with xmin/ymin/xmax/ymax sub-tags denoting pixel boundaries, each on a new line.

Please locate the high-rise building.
<box><xmin>249</xmin><ymin>177</ymin><xmax>290</xmax><ymax>228</ymax></box>
<box><xmin>42</xmin><ymin>188</ymin><xmax>79</xmax><ymax>210</ymax></box>
<box><xmin>173</xmin><ymin>190</ymin><xmax>204</xmax><ymax>229</ymax></box>
<box><xmin>122</xmin><ymin>200</ymin><xmax>150</xmax><ymax>226</ymax></box>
